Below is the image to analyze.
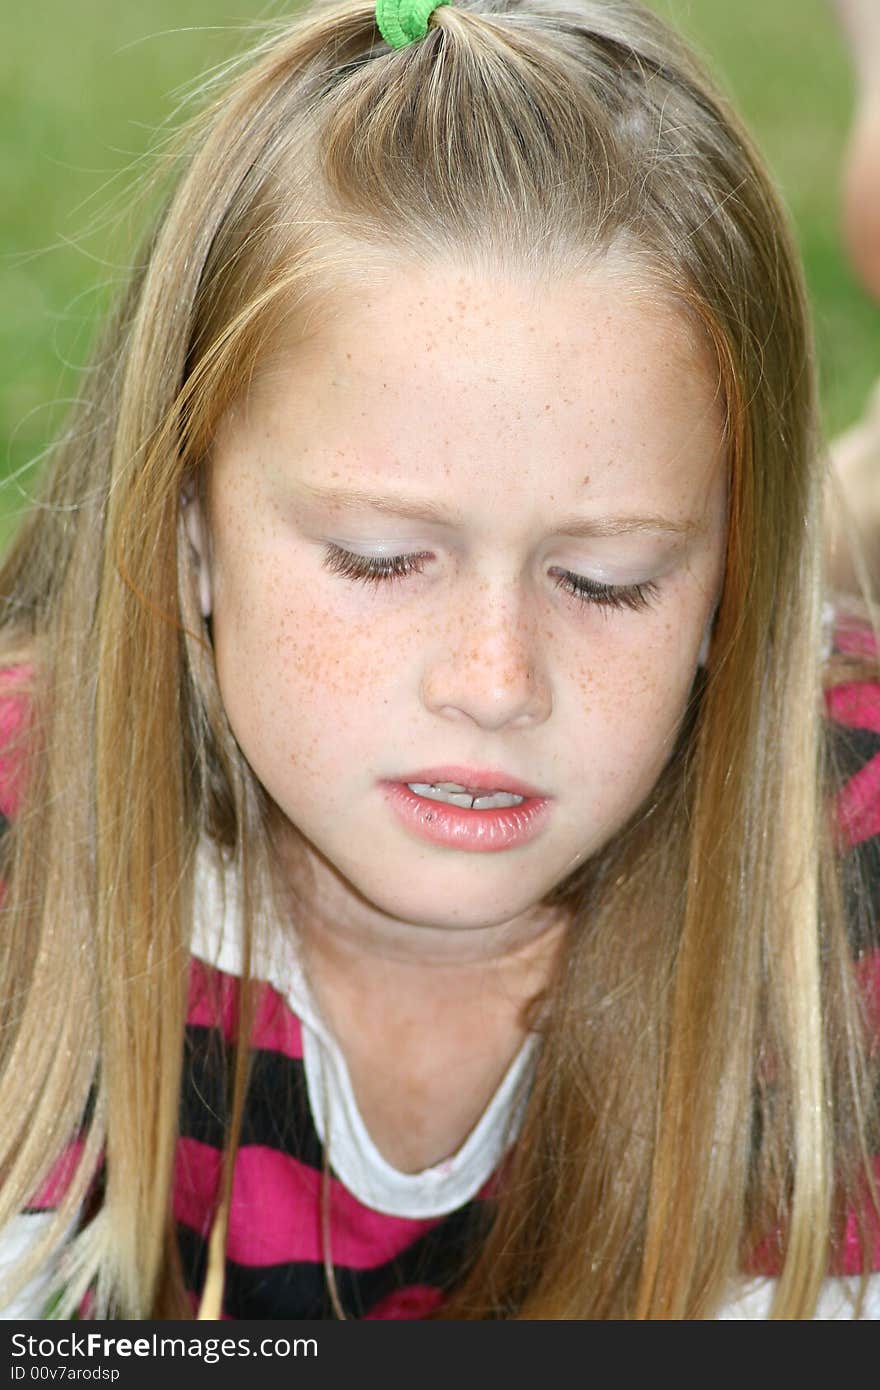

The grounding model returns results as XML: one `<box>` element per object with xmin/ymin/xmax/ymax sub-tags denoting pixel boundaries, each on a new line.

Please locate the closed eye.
<box><xmin>322</xmin><ymin>544</ymin><xmax>661</xmax><ymax>612</ymax></box>
<box><xmin>322</xmin><ymin>544</ymin><xmax>431</xmax><ymax>586</ymax></box>
<box><xmin>549</xmin><ymin>569</ymin><xmax>660</xmax><ymax>612</ymax></box>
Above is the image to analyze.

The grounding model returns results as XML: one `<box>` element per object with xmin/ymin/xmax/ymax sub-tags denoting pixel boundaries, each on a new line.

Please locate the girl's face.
<box><xmin>190</xmin><ymin>264</ymin><xmax>727</xmax><ymax>948</ymax></box>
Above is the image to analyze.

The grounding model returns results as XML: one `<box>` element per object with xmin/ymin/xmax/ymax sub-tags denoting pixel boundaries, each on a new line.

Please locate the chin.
<box><xmin>371</xmin><ymin>890</ymin><xmax>544</xmax><ymax>933</ymax></box>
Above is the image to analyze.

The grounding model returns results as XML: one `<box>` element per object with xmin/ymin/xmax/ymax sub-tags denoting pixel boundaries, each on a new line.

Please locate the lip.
<box><xmin>379</xmin><ymin>769</ymin><xmax>553</xmax><ymax>853</ymax></box>
<box><xmin>393</xmin><ymin>766</ymin><xmax>547</xmax><ymax>798</ymax></box>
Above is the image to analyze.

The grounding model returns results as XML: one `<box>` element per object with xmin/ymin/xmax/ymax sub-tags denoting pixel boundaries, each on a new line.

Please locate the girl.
<box><xmin>0</xmin><ymin>0</ymin><xmax>879</xmax><ymax>1320</ymax></box>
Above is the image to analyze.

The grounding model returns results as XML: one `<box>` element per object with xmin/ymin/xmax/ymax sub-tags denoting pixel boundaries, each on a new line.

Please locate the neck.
<box><xmin>270</xmin><ymin>831</ymin><xmax>569</xmax><ymax>1172</ymax></box>
<box><xmin>273</xmin><ymin>831</ymin><xmax>569</xmax><ymax>1014</ymax></box>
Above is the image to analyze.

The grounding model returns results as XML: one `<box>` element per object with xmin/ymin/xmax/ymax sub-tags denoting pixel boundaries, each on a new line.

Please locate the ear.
<box><xmin>697</xmin><ymin>608</ymin><xmax>716</xmax><ymax>667</ymax></box>
<box><xmin>181</xmin><ymin>487</ymin><xmax>213</xmax><ymax>620</ymax></box>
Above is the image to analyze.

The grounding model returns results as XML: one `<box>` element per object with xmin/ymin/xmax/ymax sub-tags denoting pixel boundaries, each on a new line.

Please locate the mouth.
<box><xmin>405</xmin><ymin>782</ymin><xmax>524</xmax><ymax>810</ymax></box>
<box><xmin>381</xmin><ymin>766</ymin><xmax>552</xmax><ymax>852</ymax></box>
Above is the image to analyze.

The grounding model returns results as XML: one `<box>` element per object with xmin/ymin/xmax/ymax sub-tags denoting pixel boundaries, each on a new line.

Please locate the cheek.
<box><xmin>209</xmin><ymin>538</ymin><xmax>410</xmax><ymax>775</ymax></box>
<box><xmin>563</xmin><ymin>624</ymin><xmax>699</xmax><ymax>788</ymax></box>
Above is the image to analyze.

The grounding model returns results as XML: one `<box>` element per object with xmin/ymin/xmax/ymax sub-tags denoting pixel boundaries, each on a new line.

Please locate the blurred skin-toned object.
<box><xmin>828</xmin><ymin>381</ymin><xmax>880</xmax><ymax>596</ymax></box>
<box><xmin>836</xmin><ymin>0</ymin><xmax>880</xmax><ymax>301</ymax></box>
<box><xmin>828</xmin><ymin>0</ymin><xmax>880</xmax><ymax>595</ymax></box>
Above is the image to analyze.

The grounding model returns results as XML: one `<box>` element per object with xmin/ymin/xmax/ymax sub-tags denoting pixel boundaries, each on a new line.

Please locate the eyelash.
<box><xmin>322</xmin><ymin>544</ymin><xmax>661</xmax><ymax>613</ymax></box>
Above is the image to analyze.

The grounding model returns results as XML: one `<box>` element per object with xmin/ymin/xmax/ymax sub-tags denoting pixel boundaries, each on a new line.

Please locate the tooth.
<box><xmin>413</xmin><ymin>786</ymin><xmax>475</xmax><ymax>807</ymax></box>
<box><xmin>434</xmin><ymin>782</ymin><xmax>469</xmax><ymax>792</ymax></box>
<box><xmin>406</xmin><ymin>784</ymin><xmax>473</xmax><ymax>806</ymax></box>
<box><xmin>405</xmin><ymin>783</ymin><xmax>527</xmax><ymax>810</ymax></box>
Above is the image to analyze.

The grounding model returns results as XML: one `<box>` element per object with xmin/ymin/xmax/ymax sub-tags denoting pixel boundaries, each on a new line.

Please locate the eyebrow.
<box><xmin>296</xmin><ymin>483</ymin><xmax>702</xmax><ymax>539</ymax></box>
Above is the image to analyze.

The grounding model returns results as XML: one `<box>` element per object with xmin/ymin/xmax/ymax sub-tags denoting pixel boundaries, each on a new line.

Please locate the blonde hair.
<box><xmin>0</xmin><ymin>0</ymin><xmax>877</xmax><ymax>1318</ymax></box>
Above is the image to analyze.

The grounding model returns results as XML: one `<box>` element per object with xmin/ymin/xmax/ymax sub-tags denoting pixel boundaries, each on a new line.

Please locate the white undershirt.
<box><xmin>189</xmin><ymin>845</ymin><xmax>539</xmax><ymax>1219</ymax></box>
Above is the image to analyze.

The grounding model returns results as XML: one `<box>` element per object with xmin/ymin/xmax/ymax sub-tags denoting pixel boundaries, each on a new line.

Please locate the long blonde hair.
<box><xmin>0</xmin><ymin>0</ymin><xmax>877</xmax><ymax>1318</ymax></box>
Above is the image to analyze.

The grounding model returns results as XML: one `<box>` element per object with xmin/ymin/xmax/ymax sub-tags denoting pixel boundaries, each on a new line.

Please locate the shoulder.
<box><xmin>819</xmin><ymin>606</ymin><xmax>880</xmax><ymax>1278</ymax></box>
<box><xmin>0</xmin><ymin>663</ymin><xmax>33</xmax><ymax>822</ymax></box>
<box><xmin>186</xmin><ymin>953</ymin><xmax>306</xmax><ymax>1062</ymax></box>
<box><xmin>823</xmin><ymin>610</ymin><xmax>880</xmax><ymax>957</ymax></box>
<box><xmin>824</xmin><ymin>607</ymin><xmax>880</xmax><ymax>782</ymax></box>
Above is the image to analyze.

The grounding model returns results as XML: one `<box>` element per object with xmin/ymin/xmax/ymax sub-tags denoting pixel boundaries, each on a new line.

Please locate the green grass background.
<box><xmin>2</xmin><ymin>0</ymin><xmax>879</xmax><ymax>548</ymax></box>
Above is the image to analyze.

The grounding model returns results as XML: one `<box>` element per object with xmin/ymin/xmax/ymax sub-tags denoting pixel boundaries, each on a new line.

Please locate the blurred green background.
<box><xmin>2</xmin><ymin>0</ymin><xmax>879</xmax><ymax>550</ymax></box>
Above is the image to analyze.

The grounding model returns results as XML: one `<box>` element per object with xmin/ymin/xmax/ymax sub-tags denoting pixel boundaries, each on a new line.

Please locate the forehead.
<box><xmin>212</xmin><ymin>262</ymin><xmax>727</xmax><ymax>522</ymax></box>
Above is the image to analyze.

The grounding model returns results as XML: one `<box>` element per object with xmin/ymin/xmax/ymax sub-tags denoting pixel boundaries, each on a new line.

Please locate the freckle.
<box><xmin>582</xmin><ymin>475</ymin><xmax>590</xmax><ymax>486</ymax></box>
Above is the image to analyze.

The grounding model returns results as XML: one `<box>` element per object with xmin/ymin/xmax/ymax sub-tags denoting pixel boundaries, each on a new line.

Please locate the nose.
<box><xmin>419</xmin><ymin>579</ymin><xmax>553</xmax><ymax>731</ymax></box>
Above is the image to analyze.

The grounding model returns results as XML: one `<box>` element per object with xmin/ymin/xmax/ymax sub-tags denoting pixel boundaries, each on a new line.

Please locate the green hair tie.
<box><xmin>376</xmin><ymin>0</ymin><xmax>450</xmax><ymax>49</ymax></box>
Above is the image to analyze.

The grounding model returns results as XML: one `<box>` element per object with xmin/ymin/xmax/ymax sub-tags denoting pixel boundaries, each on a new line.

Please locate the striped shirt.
<box><xmin>176</xmin><ymin>845</ymin><xmax>532</xmax><ymax>1318</ymax></box>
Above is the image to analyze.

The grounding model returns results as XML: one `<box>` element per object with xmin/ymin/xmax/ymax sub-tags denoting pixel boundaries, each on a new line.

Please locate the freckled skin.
<box><xmin>190</xmin><ymin>264</ymin><xmax>728</xmax><ymax>969</ymax></box>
